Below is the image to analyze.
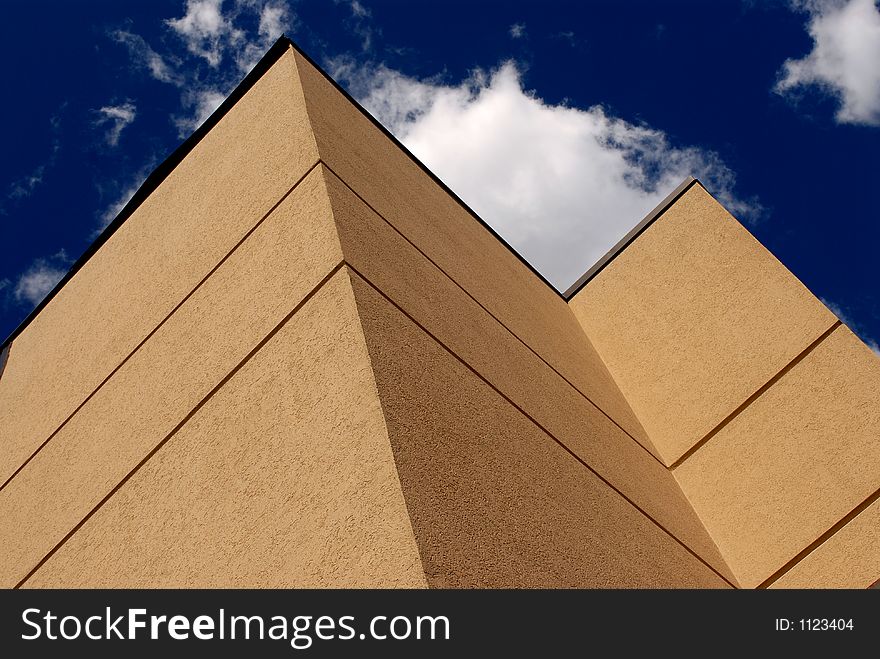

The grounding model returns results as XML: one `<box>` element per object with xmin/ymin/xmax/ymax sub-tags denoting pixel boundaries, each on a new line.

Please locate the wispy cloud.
<box><xmin>96</xmin><ymin>163</ymin><xmax>156</xmax><ymax>235</ymax></box>
<box><xmin>93</xmin><ymin>102</ymin><xmax>137</xmax><ymax>146</ymax></box>
<box><xmin>166</xmin><ymin>0</ymin><xmax>229</xmax><ymax>67</ymax></box>
<box><xmin>348</xmin><ymin>0</ymin><xmax>369</xmax><ymax>18</ymax></box>
<box><xmin>12</xmin><ymin>250</ymin><xmax>72</xmax><ymax>308</ymax></box>
<box><xmin>111</xmin><ymin>30</ymin><xmax>182</xmax><ymax>85</ymax></box>
<box><xmin>234</xmin><ymin>1</ymin><xmax>296</xmax><ymax>73</ymax></box>
<box><xmin>112</xmin><ymin>1</ymin><xmax>293</xmax><ymax>138</ymax></box>
<box><xmin>2</xmin><ymin>112</ymin><xmax>63</xmax><ymax>211</ymax></box>
<box><xmin>509</xmin><ymin>23</ymin><xmax>526</xmax><ymax>39</ymax></box>
<box><xmin>7</xmin><ymin>167</ymin><xmax>47</xmax><ymax>202</ymax></box>
<box><xmin>335</xmin><ymin>0</ymin><xmax>376</xmax><ymax>51</ymax></box>
<box><xmin>94</xmin><ymin>2</ymin><xmax>294</xmax><ymax>239</ymax></box>
<box><xmin>555</xmin><ymin>30</ymin><xmax>576</xmax><ymax>46</ymax></box>
<box><xmin>175</xmin><ymin>89</ymin><xmax>227</xmax><ymax>136</ymax></box>
<box><xmin>821</xmin><ymin>297</ymin><xmax>880</xmax><ymax>355</ymax></box>
<box><xmin>775</xmin><ymin>0</ymin><xmax>880</xmax><ymax>126</ymax></box>
<box><xmin>332</xmin><ymin>58</ymin><xmax>761</xmax><ymax>289</ymax></box>
<box><xmin>164</xmin><ymin>0</ymin><xmax>293</xmax><ymax>74</ymax></box>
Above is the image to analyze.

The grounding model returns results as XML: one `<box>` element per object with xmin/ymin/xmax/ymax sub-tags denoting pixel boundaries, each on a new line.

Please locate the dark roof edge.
<box><xmin>0</xmin><ymin>37</ymin><xmax>293</xmax><ymax>353</ymax></box>
<box><xmin>2</xmin><ymin>35</ymin><xmax>566</xmax><ymax>354</ymax></box>
<box><xmin>286</xmin><ymin>40</ymin><xmax>561</xmax><ymax>297</ymax></box>
<box><xmin>0</xmin><ymin>342</ymin><xmax>10</xmax><ymax>382</ymax></box>
<box><xmin>0</xmin><ymin>33</ymin><xmax>701</xmax><ymax>352</ymax></box>
<box><xmin>563</xmin><ymin>176</ymin><xmax>700</xmax><ymax>300</ymax></box>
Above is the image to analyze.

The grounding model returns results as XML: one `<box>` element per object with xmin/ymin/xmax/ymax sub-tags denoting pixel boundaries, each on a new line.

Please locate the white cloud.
<box><xmin>333</xmin><ymin>59</ymin><xmax>761</xmax><ymax>289</ymax></box>
<box><xmin>111</xmin><ymin>30</ymin><xmax>182</xmax><ymax>85</ymax></box>
<box><xmin>509</xmin><ymin>23</ymin><xmax>526</xmax><ymax>39</ymax></box>
<box><xmin>7</xmin><ymin>167</ymin><xmax>45</xmax><ymax>201</ymax></box>
<box><xmin>258</xmin><ymin>2</ymin><xmax>288</xmax><ymax>37</ymax></box>
<box><xmin>233</xmin><ymin>1</ymin><xmax>292</xmax><ymax>73</ymax></box>
<box><xmin>164</xmin><ymin>0</ymin><xmax>292</xmax><ymax>73</ymax></box>
<box><xmin>175</xmin><ymin>88</ymin><xmax>227</xmax><ymax>135</ymax></box>
<box><xmin>821</xmin><ymin>298</ymin><xmax>880</xmax><ymax>355</ymax></box>
<box><xmin>334</xmin><ymin>0</ymin><xmax>375</xmax><ymax>51</ymax></box>
<box><xmin>96</xmin><ymin>163</ymin><xmax>157</xmax><ymax>235</ymax></box>
<box><xmin>166</xmin><ymin>0</ymin><xmax>229</xmax><ymax>67</ymax></box>
<box><xmin>346</xmin><ymin>0</ymin><xmax>370</xmax><ymax>18</ymax></box>
<box><xmin>13</xmin><ymin>251</ymin><xmax>71</xmax><ymax>307</ymax></box>
<box><xmin>94</xmin><ymin>102</ymin><xmax>137</xmax><ymax>146</ymax></box>
<box><xmin>113</xmin><ymin>2</ymin><xmax>292</xmax><ymax>138</ymax></box>
<box><xmin>776</xmin><ymin>0</ymin><xmax>880</xmax><ymax>126</ymax></box>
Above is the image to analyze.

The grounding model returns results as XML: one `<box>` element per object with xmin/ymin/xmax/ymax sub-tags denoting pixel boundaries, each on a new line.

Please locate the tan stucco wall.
<box><xmin>674</xmin><ymin>325</ymin><xmax>880</xmax><ymax>588</ymax></box>
<box><xmin>568</xmin><ymin>184</ymin><xmax>836</xmax><ymax>466</ymax></box>
<box><xmin>2</xmin><ymin>40</ymin><xmax>875</xmax><ymax>589</ymax></box>
<box><xmin>319</xmin><ymin>165</ymin><xmax>735</xmax><ymax>584</ymax></box>
<box><xmin>0</xmin><ymin>47</ymin><xmax>319</xmax><ymax>488</ymax></box>
<box><xmin>291</xmin><ymin>51</ymin><xmax>655</xmax><ymax>457</ymax></box>
<box><xmin>0</xmin><ymin>167</ymin><xmax>343</xmax><ymax>587</ymax></box>
<box><xmin>348</xmin><ymin>270</ymin><xmax>729</xmax><ymax>588</ymax></box>
<box><xmin>25</xmin><ymin>271</ymin><xmax>426</xmax><ymax>588</ymax></box>
<box><xmin>569</xmin><ymin>181</ymin><xmax>879</xmax><ymax>589</ymax></box>
<box><xmin>770</xmin><ymin>497</ymin><xmax>880</xmax><ymax>589</ymax></box>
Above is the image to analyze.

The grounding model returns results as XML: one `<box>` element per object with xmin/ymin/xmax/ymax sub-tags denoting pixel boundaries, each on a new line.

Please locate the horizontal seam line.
<box><xmin>14</xmin><ymin>261</ymin><xmax>344</xmax><ymax>589</ymax></box>
<box><xmin>346</xmin><ymin>264</ymin><xmax>737</xmax><ymax>589</ymax></box>
<box><xmin>757</xmin><ymin>485</ymin><xmax>880</xmax><ymax>589</ymax></box>
<box><xmin>670</xmin><ymin>320</ymin><xmax>842</xmax><ymax>471</ymax></box>
<box><xmin>0</xmin><ymin>161</ymin><xmax>321</xmax><ymax>496</ymax></box>
<box><xmin>318</xmin><ymin>160</ymin><xmax>666</xmax><ymax>470</ymax></box>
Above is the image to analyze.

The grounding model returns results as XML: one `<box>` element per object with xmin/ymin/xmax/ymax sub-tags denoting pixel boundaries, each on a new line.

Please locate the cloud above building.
<box><xmin>776</xmin><ymin>0</ymin><xmax>880</xmax><ymax>126</ymax></box>
<box><xmin>94</xmin><ymin>102</ymin><xmax>137</xmax><ymax>146</ymax></box>
<box><xmin>12</xmin><ymin>251</ymin><xmax>71</xmax><ymax>307</ymax></box>
<box><xmin>821</xmin><ymin>297</ymin><xmax>880</xmax><ymax>355</ymax></box>
<box><xmin>333</xmin><ymin>58</ymin><xmax>760</xmax><ymax>289</ymax></box>
<box><xmin>113</xmin><ymin>0</ymin><xmax>292</xmax><ymax>138</ymax></box>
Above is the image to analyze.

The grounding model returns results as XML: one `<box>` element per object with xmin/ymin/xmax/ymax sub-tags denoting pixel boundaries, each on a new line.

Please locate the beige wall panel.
<box><xmin>569</xmin><ymin>184</ymin><xmax>836</xmax><ymax>465</ymax></box>
<box><xmin>292</xmin><ymin>52</ymin><xmax>652</xmax><ymax>453</ymax></box>
<box><xmin>26</xmin><ymin>271</ymin><xmax>425</xmax><ymax>588</ymax></box>
<box><xmin>675</xmin><ymin>325</ymin><xmax>880</xmax><ymax>588</ymax></box>
<box><xmin>321</xmin><ymin>167</ymin><xmax>735</xmax><ymax>583</ymax></box>
<box><xmin>348</xmin><ymin>270</ymin><xmax>729</xmax><ymax>588</ymax></box>
<box><xmin>0</xmin><ymin>170</ymin><xmax>343</xmax><ymax>587</ymax></box>
<box><xmin>0</xmin><ymin>48</ymin><xmax>320</xmax><ymax>486</ymax></box>
<box><xmin>770</xmin><ymin>498</ymin><xmax>880</xmax><ymax>589</ymax></box>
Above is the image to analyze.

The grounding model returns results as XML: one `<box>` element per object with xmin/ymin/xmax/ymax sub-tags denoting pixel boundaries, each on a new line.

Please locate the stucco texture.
<box><xmin>0</xmin><ymin>47</ymin><xmax>319</xmax><ymax>488</ymax></box>
<box><xmin>25</xmin><ymin>270</ymin><xmax>425</xmax><ymax>588</ymax></box>
<box><xmin>0</xmin><ymin>168</ymin><xmax>342</xmax><ymax>587</ymax></box>
<box><xmin>3</xmin><ymin>41</ymin><xmax>877</xmax><ymax>590</ymax></box>
<box><xmin>770</xmin><ymin>497</ymin><xmax>880</xmax><ymax>589</ymax></box>
<box><xmin>319</xmin><ymin>165</ymin><xmax>735</xmax><ymax>584</ymax></box>
<box><xmin>569</xmin><ymin>184</ymin><xmax>836</xmax><ymax>466</ymax></box>
<box><xmin>348</xmin><ymin>269</ymin><xmax>729</xmax><ymax>588</ymax></box>
<box><xmin>291</xmin><ymin>51</ymin><xmax>654</xmax><ymax>456</ymax></box>
<box><xmin>674</xmin><ymin>325</ymin><xmax>880</xmax><ymax>588</ymax></box>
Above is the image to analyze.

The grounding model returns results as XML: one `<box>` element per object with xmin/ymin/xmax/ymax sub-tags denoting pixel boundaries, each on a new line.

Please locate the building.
<box><xmin>0</xmin><ymin>37</ymin><xmax>876</xmax><ymax>589</ymax></box>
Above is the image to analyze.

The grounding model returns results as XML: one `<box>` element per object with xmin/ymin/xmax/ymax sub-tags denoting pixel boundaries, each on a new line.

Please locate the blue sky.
<box><xmin>1</xmin><ymin>0</ymin><xmax>878</xmax><ymax>352</ymax></box>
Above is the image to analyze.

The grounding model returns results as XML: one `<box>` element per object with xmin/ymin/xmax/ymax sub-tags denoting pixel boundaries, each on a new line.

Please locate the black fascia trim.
<box><xmin>0</xmin><ymin>37</ymin><xmax>293</xmax><ymax>353</ymax></box>
<box><xmin>1</xmin><ymin>35</ymin><xmax>561</xmax><ymax>353</ymax></box>
<box><xmin>0</xmin><ymin>34</ymin><xmax>699</xmax><ymax>351</ymax></box>
<box><xmin>563</xmin><ymin>176</ymin><xmax>700</xmax><ymax>300</ymax></box>
<box><xmin>0</xmin><ymin>341</ymin><xmax>10</xmax><ymax>382</ymax></box>
<box><xmin>285</xmin><ymin>41</ymin><xmax>562</xmax><ymax>297</ymax></box>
